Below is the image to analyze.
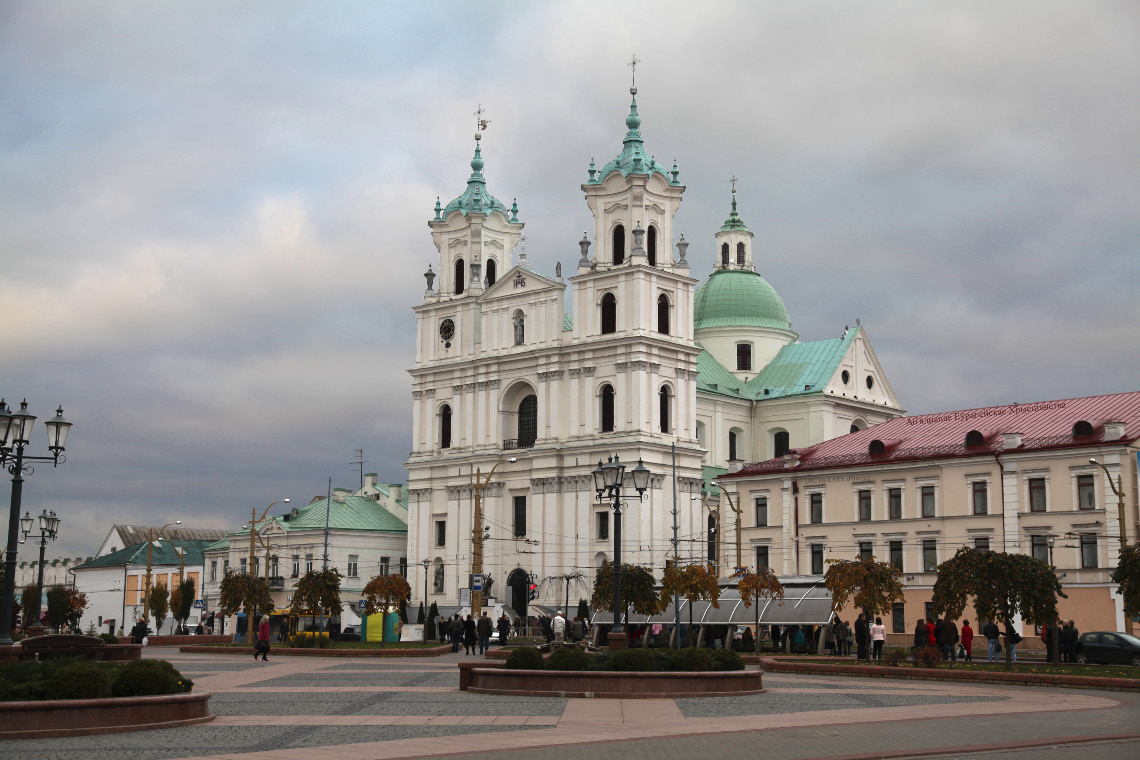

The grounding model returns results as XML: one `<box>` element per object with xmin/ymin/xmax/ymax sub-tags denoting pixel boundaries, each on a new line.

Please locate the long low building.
<box><xmin>718</xmin><ymin>391</ymin><xmax>1139</xmax><ymax>640</ymax></box>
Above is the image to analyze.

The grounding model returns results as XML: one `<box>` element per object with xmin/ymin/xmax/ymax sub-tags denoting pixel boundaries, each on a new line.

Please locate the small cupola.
<box><xmin>713</xmin><ymin>178</ymin><xmax>755</xmax><ymax>272</ymax></box>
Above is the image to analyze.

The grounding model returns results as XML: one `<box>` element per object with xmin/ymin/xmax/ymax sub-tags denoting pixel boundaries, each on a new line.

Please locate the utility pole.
<box><xmin>1091</xmin><ymin>458</ymin><xmax>1133</xmax><ymax>636</ymax></box>
<box><xmin>350</xmin><ymin>449</ymin><xmax>367</xmax><ymax>493</ymax></box>
<box><xmin>471</xmin><ymin>458</ymin><xmax>515</xmax><ymax>619</ymax></box>
<box><xmin>671</xmin><ymin>443</ymin><xmax>680</xmax><ymax>649</ymax></box>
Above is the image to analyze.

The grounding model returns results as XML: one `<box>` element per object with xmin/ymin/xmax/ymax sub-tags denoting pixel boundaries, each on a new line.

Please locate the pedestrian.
<box><xmin>463</xmin><ymin>614</ymin><xmax>477</xmax><ymax>655</ymax></box>
<box><xmin>497</xmin><ymin>613</ymin><xmax>512</xmax><ymax>645</ymax></box>
<box><xmin>925</xmin><ymin>618</ymin><xmax>937</xmax><ymax>648</ymax></box>
<box><xmin>792</xmin><ymin>625</ymin><xmax>806</xmax><ymax>653</ymax></box>
<box><xmin>831</xmin><ymin>618</ymin><xmax>846</xmax><ymax>656</ymax></box>
<box><xmin>552</xmin><ymin>610</ymin><xmax>567</xmax><ymax>644</ymax></box>
<box><xmin>513</xmin><ymin>616</ymin><xmax>522</xmax><ymax>638</ymax></box>
<box><xmin>960</xmin><ymin>620</ymin><xmax>974</xmax><ymax>662</ymax></box>
<box><xmin>821</xmin><ymin>619</ymin><xmax>836</xmax><ymax>655</ymax></box>
<box><xmin>476</xmin><ymin>611</ymin><xmax>494</xmax><ymax>654</ymax></box>
<box><xmin>130</xmin><ymin>618</ymin><xmax>149</xmax><ymax>645</ymax></box>
<box><xmin>939</xmin><ymin>617</ymin><xmax>959</xmax><ymax>662</ymax></box>
<box><xmin>854</xmin><ymin>613</ymin><xmax>869</xmax><ymax>660</ymax></box>
<box><xmin>1062</xmin><ymin>620</ymin><xmax>1079</xmax><ymax>663</ymax></box>
<box><xmin>1003</xmin><ymin>622</ymin><xmax>1021</xmax><ymax>662</ymax></box>
<box><xmin>570</xmin><ymin>616</ymin><xmax>585</xmax><ymax>643</ymax></box>
<box><xmin>741</xmin><ymin>626</ymin><xmax>754</xmax><ymax>652</ymax></box>
<box><xmin>770</xmin><ymin>624</ymin><xmax>782</xmax><ymax>653</ymax></box>
<box><xmin>870</xmin><ymin>616</ymin><xmax>887</xmax><ymax>660</ymax></box>
<box><xmin>913</xmin><ymin>619</ymin><xmax>926</xmax><ymax>652</ymax></box>
<box><xmin>982</xmin><ymin>619</ymin><xmax>1000</xmax><ymax>662</ymax></box>
<box><xmin>256</xmin><ymin>614</ymin><xmax>271</xmax><ymax>661</ymax></box>
<box><xmin>450</xmin><ymin>614</ymin><xmax>463</xmax><ymax>653</ymax></box>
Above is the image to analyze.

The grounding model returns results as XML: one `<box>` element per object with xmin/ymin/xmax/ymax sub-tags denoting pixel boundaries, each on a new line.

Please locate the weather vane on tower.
<box><xmin>628</xmin><ymin>53</ymin><xmax>641</xmax><ymax>93</ymax></box>
<box><xmin>474</xmin><ymin>103</ymin><xmax>490</xmax><ymax>138</ymax></box>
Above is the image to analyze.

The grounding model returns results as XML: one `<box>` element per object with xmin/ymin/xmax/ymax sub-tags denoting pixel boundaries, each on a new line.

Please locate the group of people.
<box><xmin>538</xmin><ymin>611</ymin><xmax>588</xmax><ymax>644</ymax></box>
<box><xmin>911</xmin><ymin>617</ymin><xmax>973</xmax><ymax>661</ymax></box>
<box><xmin>1042</xmin><ymin>620</ymin><xmax>1081</xmax><ymax>663</ymax></box>
<box><xmin>442</xmin><ymin>611</ymin><xmax>516</xmax><ymax>655</ymax></box>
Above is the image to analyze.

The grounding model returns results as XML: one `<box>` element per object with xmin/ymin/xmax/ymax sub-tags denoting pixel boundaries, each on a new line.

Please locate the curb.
<box><xmin>178</xmin><ymin>644</ymin><xmax>452</xmax><ymax>657</ymax></box>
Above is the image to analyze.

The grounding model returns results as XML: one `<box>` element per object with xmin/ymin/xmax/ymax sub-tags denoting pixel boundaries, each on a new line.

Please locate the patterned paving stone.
<box><xmin>676</xmin><ymin>691</ymin><xmax>1009</xmax><ymax>717</ymax></box>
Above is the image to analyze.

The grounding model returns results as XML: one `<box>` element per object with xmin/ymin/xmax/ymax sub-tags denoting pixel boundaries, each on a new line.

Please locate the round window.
<box><xmin>841</xmin><ymin>370</ymin><xmax>850</xmax><ymax>385</ymax></box>
<box><xmin>866</xmin><ymin>376</ymin><xmax>874</xmax><ymax>390</ymax></box>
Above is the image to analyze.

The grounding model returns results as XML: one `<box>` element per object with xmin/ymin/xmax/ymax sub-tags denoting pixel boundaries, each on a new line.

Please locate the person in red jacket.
<box><xmin>926</xmin><ymin>619</ymin><xmax>936</xmax><ymax>647</ymax></box>
<box><xmin>960</xmin><ymin>620</ymin><xmax>974</xmax><ymax>661</ymax></box>
<box><xmin>256</xmin><ymin>615</ymin><xmax>271</xmax><ymax>662</ymax></box>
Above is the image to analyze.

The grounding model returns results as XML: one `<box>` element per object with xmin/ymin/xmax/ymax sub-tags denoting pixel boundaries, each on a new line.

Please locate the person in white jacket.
<box><xmin>552</xmin><ymin>611</ymin><xmax>567</xmax><ymax>644</ymax></box>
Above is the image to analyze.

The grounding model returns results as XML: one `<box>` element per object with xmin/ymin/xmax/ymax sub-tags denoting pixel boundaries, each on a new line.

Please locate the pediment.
<box><xmin>480</xmin><ymin>265</ymin><xmax>565</xmax><ymax>301</ymax></box>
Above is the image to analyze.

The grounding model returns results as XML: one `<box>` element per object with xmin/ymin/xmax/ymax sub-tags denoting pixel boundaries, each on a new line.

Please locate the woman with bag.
<box><xmin>256</xmin><ymin>615</ymin><xmax>271</xmax><ymax>661</ymax></box>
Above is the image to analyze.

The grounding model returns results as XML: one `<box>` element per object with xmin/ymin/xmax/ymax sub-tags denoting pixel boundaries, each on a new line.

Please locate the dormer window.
<box><xmin>1072</xmin><ymin>420</ymin><xmax>1094</xmax><ymax>437</ymax></box>
<box><xmin>964</xmin><ymin>430</ymin><xmax>985</xmax><ymax>448</ymax></box>
<box><xmin>869</xmin><ymin>439</ymin><xmax>886</xmax><ymax>455</ymax></box>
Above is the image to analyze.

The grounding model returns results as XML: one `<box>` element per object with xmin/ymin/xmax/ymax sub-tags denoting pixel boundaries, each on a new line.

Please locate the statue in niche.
<box><xmin>433</xmin><ymin>563</ymin><xmax>444</xmax><ymax>593</ymax></box>
<box><xmin>512</xmin><ymin>310</ymin><xmax>525</xmax><ymax>346</ymax></box>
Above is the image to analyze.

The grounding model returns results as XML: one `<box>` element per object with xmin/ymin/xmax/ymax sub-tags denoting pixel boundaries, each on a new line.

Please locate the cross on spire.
<box><xmin>628</xmin><ymin>53</ymin><xmax>641</xmax><ymax>90</ymax></box>
<box><xmin>730</xmin><ymin>174</ymin><xmax>738</xmax><ymax>194</ymax></box>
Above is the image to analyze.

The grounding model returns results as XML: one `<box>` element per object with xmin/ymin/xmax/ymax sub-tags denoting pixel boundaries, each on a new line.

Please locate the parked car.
<box><xmin>1074</xmin><ymin>631</ymin><xmax>1140</xmax><ymax>666</ymax></box>
<box><xmin>333</xmin><ymin>626</ymin><xmax>360</xmax><ymax>642</ymax></box>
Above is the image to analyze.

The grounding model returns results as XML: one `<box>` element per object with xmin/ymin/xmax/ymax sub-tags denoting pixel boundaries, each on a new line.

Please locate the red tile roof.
<box><xmin>728</xmin><ymin>391</ymin><xmax>1140</xmax><ymax>477</ymax></box>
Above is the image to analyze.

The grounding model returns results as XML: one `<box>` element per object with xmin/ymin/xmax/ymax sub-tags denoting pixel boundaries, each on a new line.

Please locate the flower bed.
<box><xmin>0</xmin><ymin>692</ymin><xmax>213</xmax><ymax>739</ymax></box>
<box><xmin>460</xmin><ymin>662</ymin><xmax>764</xmax><ymax>698</ymax></box>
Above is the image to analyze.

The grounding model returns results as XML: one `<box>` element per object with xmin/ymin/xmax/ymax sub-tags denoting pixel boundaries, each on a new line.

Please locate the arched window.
<box><xmin>964</xmin><ymin>430</ymin><xmax>985</xmax><ymax>447</ymax></box>
<box><xmin>512</xmin><ymin>309</ymin><xmax>525</xmax><ymax>346</ymax></box>
<box><xmin>659</xmin><ymin>386</ymin><xmax>671</xmax><ymax>434</ymax></box>
<box><xmin>721</xmin><ymin>242</ymin><xmax>729</xmax><ymax>268</ymax></box>
<box><xmin>601</xmin><ymin>293</ymin><xmax>617</xmax><ymax>335</ymax></box>
<box><xmin>453</xmin><ymin>259</ymin><xmax>464</xmax><ymax>295</ymax></box>
<box><xmin>612</xmin><ymin>224</ymin><xmax>626</xmax><ymax>265</ymax></box>
<box><xmin>485</xmin><ymin>258</ymin><xmax>497</xmax><ymax>287</ymax></box>
<box><xmin>728</xmin><ymin>430</ymin><xmax>738</xmax><ymax>461</ymax></box>
<box><xmin>736</xmin><ymin>242</ymin><xmax>745</xmax><ymax>266</ymax></box>
<box><xmin>707</xmin><ymin>514</ymin><xmax>718</xmax><ymax>565</ymax></box>
<box><xmin>774</xmin><ymin>431</ymin><xmax>790</xmax><ymax>458</ymax></box>
<box><xmin>736</xmin><ymin>342</ymin><xmax>752</xmax><ymax>371</ymax></box>
<box><xmin>850</xmin><ymin>419</ymin><xmax>867</xmax><ymax>434</ymax></box>
<box><xmin>517</xmin><ymin>395</ymin><xmax>537</xmax><ymax>447</ymax></box>
<box><xmin>440</xmin><ymin>405</ymin><xmax>452</xmax><ymax>449</ymax></box>
<box><xmin>647</xmin><ymin>225</ymin><xmax>658</xmax><ymax>266</ymax></box>
<box><xmin>1072</xmin><ymin>420</ymin><xmax>1094</xmax><ymax>437</ymax></box>
<box><xmin>657</xmin><ymin>293</ymin><xmax>670</xmax><ymax>335</ymax></box>
<box><xmin>600</xmin><ymin>384</ymin><xmax>615</xmax><ymax>432</ymax></box>
<box><xmin>869</xmin><ymin>439</ymin><xmax>886</xmax><ymax>455</ymax></box>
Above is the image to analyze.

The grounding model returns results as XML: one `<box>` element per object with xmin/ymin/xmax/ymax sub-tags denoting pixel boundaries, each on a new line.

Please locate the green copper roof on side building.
<box><xmin>719</xmin><ymin>191</ymin><xmax>750</xmax><ymax>232</ymax></box>
<box><xmin>694</xmin><ymin>269</ymin><xmax>791</xmax><ymax>331</ymax></box>
<box><xmin>746</xmin><ymin>327</ymin><xmax>861</xmax><ymax>400</ymax></box>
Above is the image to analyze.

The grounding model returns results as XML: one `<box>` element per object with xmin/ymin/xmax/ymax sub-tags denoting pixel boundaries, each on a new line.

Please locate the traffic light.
<box><xmin>528</xmin><ymin>583</ymin><xmax>538</xmax><ymax>601</ymax></box>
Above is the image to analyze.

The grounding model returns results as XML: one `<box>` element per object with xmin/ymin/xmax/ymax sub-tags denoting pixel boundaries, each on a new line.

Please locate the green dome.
<box><xmin>694</xmin><ymin>270</ymin><xmax>791</xmax><ymax>331</ymax></box>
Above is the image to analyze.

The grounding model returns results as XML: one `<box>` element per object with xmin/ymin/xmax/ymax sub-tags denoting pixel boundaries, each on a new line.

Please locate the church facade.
<box><xmin>405</xmin><ymin>86</ymin><xmax>904</xmax><ymax>616</ymax></box>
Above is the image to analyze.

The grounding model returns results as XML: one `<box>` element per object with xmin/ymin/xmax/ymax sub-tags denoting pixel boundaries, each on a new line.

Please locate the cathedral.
<box><xmin>405</xmin><ymin>83</ymin><xmax>904</xmax><ymax>617</ymax></box>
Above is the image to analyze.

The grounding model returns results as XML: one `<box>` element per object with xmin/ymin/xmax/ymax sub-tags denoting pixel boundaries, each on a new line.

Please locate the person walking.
<box><xmin>870</xmin><ymin>616</ymin><xmax>887</xmax><ymax>660</ymax></box>
<box><xmin>450</xmin><ymin>615</ymin><xmax>463</xmax><ymax>654</ymax></box>
<box><xmin>463</xmin><ymin>614</ymin><xmax>477</xmax><ymax>655</ymax></box>
<box><xmin>939</xmin><ymin>617</ymin><xmax>959</xmax><ymax>662</ymax></box>
<box><xmin>476</xmin><ymin>611</ymin><xmax>493</xmax><ymax>654</ymax></box>
<box><xmin>1003</xmin><ymin>622</ymin><xmax>1021</xmax><ymax>662</ymax></box>
<box><xmin>552</xmin><ymin>610</ymin><xmax>567</xmax><ymax>644</ymax></box>
<box><xmin>256</xmin><ymin>615</ymin><xmax>271</xmax><ymax>661</ymax></box>
<box><xmin>130</xmin><ymin>618</ymin><xmax>149</xmax><ymax>645</ymax></box>
<box><xmin>1062</xmin><ymin>620</ymin><xmax>1079</xmax><ymax>663</ymax></box>
<box><xmin>854</xmin><ymin>614</ymin><xmax>869</xmax><ymax>660</ymax></box>
<box><xmin>982</xmin><ymin>619</ymin><xmax>1000</xmax><ymax>662</ymax></box>
<box><xmin>960</xmin><ymin>620</ymin><xmax>974</xmax><ymax>662</ymax></box>
<box><xmin>497</xmin><ymin>613</ymin><xmax>512</xmax><ymax>645</ymax></box>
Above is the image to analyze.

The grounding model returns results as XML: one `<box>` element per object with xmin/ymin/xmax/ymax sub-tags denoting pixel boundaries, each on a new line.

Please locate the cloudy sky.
<box><xmin>3</xmin><ymin>1</ymin><xmax>1137</xmax><ymax>559</ymax></box>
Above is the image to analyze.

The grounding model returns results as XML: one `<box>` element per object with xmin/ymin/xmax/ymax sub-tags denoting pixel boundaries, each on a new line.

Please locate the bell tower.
<box><xmin>713</xmin><ymin>178</ymin><xmax>754</xmax><ymax>272</ymax></box>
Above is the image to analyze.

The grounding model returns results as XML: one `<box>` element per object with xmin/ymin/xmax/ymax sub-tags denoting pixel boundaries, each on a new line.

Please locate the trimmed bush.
<box><xmin>504</xmin><ymin>646</ymin><xmax>545</xmax><ymax>670</ymax></box>
<box><xmin>709</xmin><ymin>648</ymin><xmax>744</xmax><ymax>671</ymax></box>
<box><xmin>111</xmin><ymin>659</ymin><xmax>181</xmax><ymax>697</ymax></box>
<box><xmin>915</xmin><ymin>645</ymin><xmax>942</xmax><ymax>669</ymax></box>
<box><xmin>611</xmin><ymin>648</ymin><xmax>655</xmax><ymax>672</ymax></box>
<box><xmin>0</xmin><ymin>673</ymin><xmax>8</xmax><ymax>701</ymax></box>
<box><xmin>45</xmin><ymin>661</ymin><xmax>112</xmax><ymax>700</ymax></box>
<box><xmin>545</xmin><ymin>647</ymin><xmax>590</xmax><ymax>671</ymax></box>
<box><xmin>99</xmin><ymin>632</ymin><xmax>120</xmax><ymax>645</ymax></box>
<box><xmin>666</xmin><ymin>647</ymin><xmax>711</xmax><ymax>672</ymax></box>
<box><xmin>882</xmin><ymin>648</ymin><xmax>909</xmax><ymax>667</ymax></box>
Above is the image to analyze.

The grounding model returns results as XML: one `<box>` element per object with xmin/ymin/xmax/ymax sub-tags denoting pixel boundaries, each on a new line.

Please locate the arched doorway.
<box><xmin>507</xmin><ymin>568</ymin><xmax>530</xmax><ymax>622</ymax></box>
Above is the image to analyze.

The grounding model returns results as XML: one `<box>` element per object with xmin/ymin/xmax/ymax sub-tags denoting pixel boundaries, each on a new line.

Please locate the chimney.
<box><xmin>333</xmin><ymin>488</ymin><xmax>349</xmax><ymax>503</ymax></box>
<box><xmin>1003</xmin><ymin>433</ymin><xmax>1023</xmax><ymax>449</ymax></box>
<box><xmin>727</xmin><ymin>458</ymin><xmax>744</xmax><ymax>474</ymax></box>
<box><xmin>783</xmin><ymin>450</ymin><xmax>801</xmax><ymax>469</ymax></box>
<box><xmin>390</xmin><ymin>484</ymin><xmax>404</xmax><ymax>502</ymax></box>
<box><xmin>364</xmin><ymin>472</ymin><xmax>377</xmax><ymax>489</ymax></box>
<box><xmin>1104</xmin><ymin>421</ymin><xmax>1126</xmax><ymax>441</ymax></box>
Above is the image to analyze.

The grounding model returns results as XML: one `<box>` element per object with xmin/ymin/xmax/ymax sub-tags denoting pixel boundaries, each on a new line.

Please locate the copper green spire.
<box><xmin>719</xmin><ymin>176</ymin><xmax>750</xmax><ymax>232</ymax></box>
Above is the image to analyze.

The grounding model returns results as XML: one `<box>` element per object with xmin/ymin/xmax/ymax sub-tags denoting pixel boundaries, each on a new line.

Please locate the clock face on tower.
<box><xmin>439</xmin><ymin>319</ymin><xmax>455</xmax><ymax>342</ymax></box>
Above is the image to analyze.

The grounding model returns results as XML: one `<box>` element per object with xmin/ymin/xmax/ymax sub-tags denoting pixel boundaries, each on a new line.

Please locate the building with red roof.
<box><xmin>717</xmin><ymin>391</ymin><xmax>1140</xmax><ymax>643</ymax></box>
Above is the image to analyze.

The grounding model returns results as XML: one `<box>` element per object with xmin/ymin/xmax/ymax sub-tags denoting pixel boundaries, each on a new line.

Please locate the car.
<box><xmin>335</xmin><ymin>626</ymin><xmax>359</xmax><ymax>642</ymax></box>
<box><xmin>1074</xmin><ymin>631</ymin><xmax>1140</xmax><ymax>666</ymax></box>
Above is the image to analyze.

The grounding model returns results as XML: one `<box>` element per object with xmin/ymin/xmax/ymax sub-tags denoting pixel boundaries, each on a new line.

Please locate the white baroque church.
<box><xmin>405</xmin><ymin>85</ymin><xmax>904</xmax><ymax>616</ymax></box>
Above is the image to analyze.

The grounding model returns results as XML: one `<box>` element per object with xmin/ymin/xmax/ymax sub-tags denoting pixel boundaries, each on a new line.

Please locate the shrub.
<box><xmin>611</xmin><ymin>648</ymin><xmax>655</xmax><ymax>672</ymax></box>
<box><xmin>882</xmin><ymin>648</ymin><xmax>909</xmax><ymax>667</ymax></box>
<box><xmin>0</xmin><ymin>674</ymin><xmax>8</xmax><ymax>701</ymax></box>
<box><xmin>504</xmin><ymin>646</ymin><xmax>545</xmax><ymax>670</ymax></box>
<box><xmin>589</xmin><ymin>651</ymin><xmax>613</xmax><ymax>671</ymax></box>
<box><xmin>111</xmin><ymin>659</ymin><xmax>182</xmax><ymax>697</ymax></box>
<box><xmin>99</xmin><ymin>633</ymin><xmax>120</xmax><ymax>645</ymax></box>
<box><xmin>45</xmin><ymin>661</ymin><xmax>112</xmax><ymax>700</ymax></box>
<box><xmin>666</xmin><ymin>647</ymin><xmax>711</xmax><ymax>672</ymax></box>
<box><xmin>545</xmin><ymin>647</ymin><xmax>590</xmax><ymax>671</ymax></box>
<box><xmin>709</xmin><ymin>648</ymin><xmax>744</xmax><ymax>671</ymax></box>
<box><xmin>915</xmin><ymin>645</ymin><xmax>942</xmax><ymax>669</ymax></box>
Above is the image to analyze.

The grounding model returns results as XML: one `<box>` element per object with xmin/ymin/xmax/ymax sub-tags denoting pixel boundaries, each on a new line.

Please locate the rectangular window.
<box><xmin>1029</xmin><ymin>478</ymin><xmax>1047</xmax><ymax>512</ymax></box>
<box><xmin>379</xmin><ymin>556</ymin><xmax>390</xmax><ymax>575</ymax></box>
<box><xmin>736</xmin><ymin>343</ymin><xmax>752</xmax><ymax>371</ymax></box>
<box><xmin>858</xmin><ymin>490</ymin><xmax>872</xmax><ymax>521</ymax></box>
<box><xmin>513</xmin><ymin>495</ymin><xmax>527</xmax><ymax>537</ymax></box>
<box><xmin>755</xmin><ymin>546</ymin><xmax>769</xmax><ymax>570</ymax></box>
<box><xmin>972</xmin><ymin>482</ymin><xmax>988</xmax><ymax>515</ymax></box>
<box><xmin>253</xmin><ymin>557</ymin><xmax>261</xmax><ymax>577</ymax></box>
<box><xmin>596</xmin><ymin>511</ymin><xmax>609</xmax><ymax>540</ymax></box>
<box><xmin>921</xmin><ymin>485</ymin><xmax>936</xmax><ymax>517</ymax></box>
<box><xmin>1081</xmin><ymin>535</ymin><xmax>1098</xmax><ymax>568</ymax></box>
<box><xmin>223</xmin><ymin>559</ymin><xmax>230</xmax><ymax>575</ymax></box>
<box><xmin>888</xmin><ymin>488</ymin><xmax>902</xmax><ymax>520</ymax></box>
<box><xmin>922</xmin><ymin>540</ymin><xmax>937</xmax><ymax>572</ymax></box>
<box><xmin>810</xmin><ymin>544</ymin><xmax>824</xmax><ymax>575</ymax></box>
<box><xmin>270</xmin><ymin>556</ymin><xmax>279</xmax><ymax>576</ymax></box>
<box><xmin>291</xmin><ymin>556</ymin><xmax>300</xmax><ymax>578</ymax></box>
<box><xmin>239</xmin><ymin>557</ymin><xmax>247</xmax><ymax>574</ymax></box>
<box><xmin>435</xmin><ymin>520</ymin><xmax>446</xmax><ymax>547</ymax></box>
<box><xmin>305</xmin><ymin>554</ymin><xmax>314</xmax><ymax>574</ymax></box>
<box><xmin>1077</xmin><ymin>474</ymin><xmax>1096</xmax><ymax>510</ymax></box>
<box><xmin>1031</xmin><ymin>536</ymin><xmax>1049</xmax><ymax>563</ymax></box>
<box><xmin>859</xmin><ymin>541</ymin><xmax>873</xmax><ymax>561</ymax></box>
<box><xmin>974</xmin><ymin>537</ymin><xmax>990</xmax><ymax>551</ymax></box>
<box><xmin>755</xmin><ymin>497</ymin><xmax>768</xmax><ymax>527</ymax></box>
<box><xmin>810</xmin><ymin>493</ymin><xmax>823</xmax><ymax>524</ymax></box>
<box><xmin>210</xmin><ymin>560</ymin><xmax>217</xmax><ymax>581</ymax></box>
<box><xmin>347</xmin><ymin>555</ymin><xmax>359</xmax><ymax>578</ymax></box>
<box><xmin>892</xmin><ymin>602</ymin><xmax>906</xmax><ymax>634</ymax></box>
<box><xmin>925</xmin><ymin>601</ymin><xmax>935</xmax><ymax>622</ymax></box>
<box><xmin>399</xmin><ymin>557</ymin><xmax>408</xmax><ymax>578</ymax></box>
<box><xmin>889</xmin><ymin>540</ymin><xmax>903</xmax><ymax>571</ymax></box>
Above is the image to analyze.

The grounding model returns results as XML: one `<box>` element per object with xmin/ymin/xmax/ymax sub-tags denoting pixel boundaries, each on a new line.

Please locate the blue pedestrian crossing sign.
<box><xmin>193</xmin><ymin>599</ymin><xmax>205</xmax><ymax>609</ymax></box>
<box><xmin>357</xmin><ymin>599</ymin><xmax>367</xmax><ymax>612</ymax></box>
<box><xmin>473</xmin><ymin>574</ymin><xmax>483</xmax><ymax>591</ymax></box>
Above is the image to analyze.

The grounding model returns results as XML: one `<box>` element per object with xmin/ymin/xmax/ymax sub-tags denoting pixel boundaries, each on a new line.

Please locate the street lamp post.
<box><xmin>246</xmin><ymin>499</ymin><xmax>290</xmax><ymax>579</ymax></box>
<box><xmin>0</xmin><ymin>400</ymin><xmax>73</xmax><ymax>646</ymax></box>
<box><xmin>471</xmin><ymin>458</ymin><xmax>515</xmax><ymax>619</ymax></box>
<box><xmin>592</xmin><ymin>455</ymin><xmax>651</xmax><ymax>650</ymax></box>
<box><xmin>1090</xmin><ymin>458</ymin><xmax>1133</xmax><ymax>636</ymax></box>
<box><xmin>19</xmin><ymin>509</ymin><xmax>61</xmax><ymax>628</ymax></box>
<box><xmin>421</xmin><ymin>558</ymin><xmax>430</xmax><ymax>642</ymax></box>
<box><xmin>714</xmin><ymin>483</ymin><xmax>743</xmax><ymax>571</ymax></box>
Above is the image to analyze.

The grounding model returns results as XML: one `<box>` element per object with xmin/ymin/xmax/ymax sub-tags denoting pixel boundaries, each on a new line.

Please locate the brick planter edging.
<box><xmin>459</xmin><ymin>661</ymin><xmax>764</xmax><ymax>698</ymax></box>
<box><xmin>0</xmin><ymin>692</ymin><xmax>214</xmax><ymax>740</ymax></box>
<box><xmin>752</xmin><ymin>657</ymin><xmax>1140</xmax><ymax>692</ymax></box>
<box><xmin>120</xmin><ymin>635</ymin><xmax>233</xmax><ymax>646</ymax></box>
<box><xmin>178</xmin><ymin>644</ymin><xmax>451</xmax><ymax>657</ymax></box>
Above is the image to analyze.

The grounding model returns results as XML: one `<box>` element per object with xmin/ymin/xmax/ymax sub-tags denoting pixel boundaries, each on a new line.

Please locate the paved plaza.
<box><xmin>7</xmin><ymin>648</ymin><xmax>1140</xmax><ymax>760</ymax></box>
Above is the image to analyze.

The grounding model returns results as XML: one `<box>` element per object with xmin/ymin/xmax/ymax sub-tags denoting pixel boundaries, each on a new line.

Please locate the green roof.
<box><xmin>437</xmin><ymin>138</ymin><xmax>519</xmax><ymax>223</ymax></box>
<box><xmin>719</xmin><ymin>192</ymin><xmax>750</xmax><ymax>233</ymax></box>
<box><xmin>563</xmin><ymin>313</ymin><xmax>573</xmax><ymax>331</ymax></box>
<box><xmin>694</xmin><ymin>269</ymin><xmax>791</xmax><ymax>331</ymax></box>
<box><xmin>76</xmin><ymin>540</ymin><xmax>214</xmax><ymax>571</ymax></box>
<box><xmin>746</xmin><ymin>328</ymin><xmax>860</xmax><ymax>400</ymax></box>
<box><xmin>286</xmin><ymin>495</ymin><xmax>407</xmax><ymax>532</ymax></box>
<box><xmin>696</xmin><ymin>348</ymin><xmax>747</xmax><ymax>398</ymax></box>
<box><xmin>588</xmin><ymin>92</ymin><xmax>680</xmax><ymax>187</ymax></box>
<box><xmin>702</xmin><ymin>466</ymin><xmax>728</xmax><ymax>496</ymax></box>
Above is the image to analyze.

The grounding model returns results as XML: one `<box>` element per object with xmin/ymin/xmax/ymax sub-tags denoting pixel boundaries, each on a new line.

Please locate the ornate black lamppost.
<box><xmin>592</xmin><ymin>455</ymin><xmax>650</xmax><ymax>650</ymax></box>
<box><xmin>0</xmin><ymin>400</ymin><xmax>73</xmax><ymax>645</ymax></box>
<box><xmin>19</xmin><ymin>509</ymin><xmax>61</xmax><ymax>628</ymax></box>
